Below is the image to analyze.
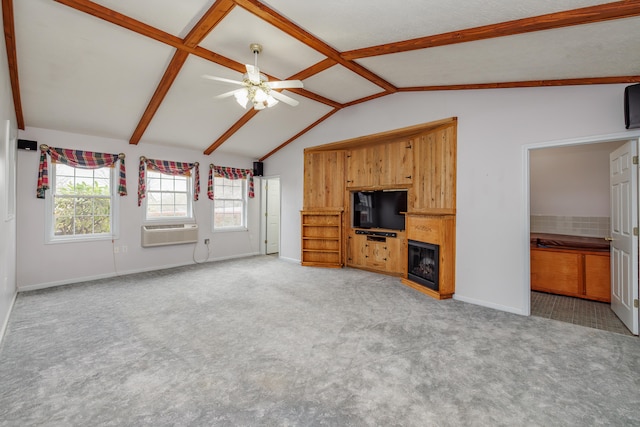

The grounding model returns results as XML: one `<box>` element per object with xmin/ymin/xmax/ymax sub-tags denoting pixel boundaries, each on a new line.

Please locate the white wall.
<box><xmin>266</xmin><ymin>84</ymin><xmax>633</xmax><ymax>315</ymax></box>
<box><xmin>0</xmin><ymin>4</ymin><xmax>18</xmax><ymax>340</ymax></box>
<box><xmin>530</xmin><ymin>141</ymin><xmax>623</xmax><ymax>216</ymax></box>
<box><xmin>16</xmin><ymin>127</ymin><xmax>261</xmax><ymax>290</ymax></box>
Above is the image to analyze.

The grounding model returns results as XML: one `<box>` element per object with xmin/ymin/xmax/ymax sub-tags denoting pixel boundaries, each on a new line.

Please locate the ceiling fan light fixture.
<box><xmin>266</xmin><ymin>95</ymin><xmax>278</xmax><ymax>108</ymax></box>
<box><xmin>234</xmin><ymin>89</ymin><xmax>249</xmax><ymax>108</ymax></box>
<box><xmin>203</xmin><ymin>43</ymin><xmax>302</xmax><ymax>110</ymax></box>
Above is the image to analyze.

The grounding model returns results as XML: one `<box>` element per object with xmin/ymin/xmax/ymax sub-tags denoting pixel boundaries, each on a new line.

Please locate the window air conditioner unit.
<box><xmin>141</xmin><ymin>224</ymin><xmax>198</xmax><ymax>247</ymax></box>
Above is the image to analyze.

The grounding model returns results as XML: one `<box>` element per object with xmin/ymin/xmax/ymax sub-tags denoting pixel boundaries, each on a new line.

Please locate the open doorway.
<box><xmin>528</xmin><ymin>135</ymin><xmax>638</xmax><ymax>335</ymax></box>
<box><xmin>260</xmin><ymin>177</ymin><xmax>280</xmax><ymax>255</ymax></box>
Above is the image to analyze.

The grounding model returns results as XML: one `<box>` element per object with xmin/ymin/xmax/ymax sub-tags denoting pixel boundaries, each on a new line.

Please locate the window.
<box><xmin>144</xmin><ymin>170</ymin><xmax>193</xmax><ymax>221</ymax></box>
<box><xmin>47</xmin><ymin>162</ymin><xmax>117</xmax><ymax>242</ymax></box>
<box><xmin>213</xmin><ymin>177</ymin><xmax>246</xmax><ymax>230</ymax></box>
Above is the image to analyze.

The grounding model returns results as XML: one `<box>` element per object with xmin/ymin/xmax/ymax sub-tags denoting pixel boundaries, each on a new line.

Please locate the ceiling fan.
<box><xmin>202</xmin><ymin>43</ymin><xmax>303</xmax><ymax>110</ymax></box>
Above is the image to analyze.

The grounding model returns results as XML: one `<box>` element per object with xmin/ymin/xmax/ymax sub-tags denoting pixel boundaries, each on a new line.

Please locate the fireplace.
<box><xmin>407</xmin><ymin>240</ymin><xmax>440</xmax><ymax>291</ymax></box>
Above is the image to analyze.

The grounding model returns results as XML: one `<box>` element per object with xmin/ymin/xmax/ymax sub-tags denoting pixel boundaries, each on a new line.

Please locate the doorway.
<box><xmin>261</xmin><ymin>177</ymin><xmax>280</xmax><ymax>255</ymax></box>
<box><xmin>527</xmin><ymin>133</ymin><xmax>639</xmax><ymax>335</ymax></box>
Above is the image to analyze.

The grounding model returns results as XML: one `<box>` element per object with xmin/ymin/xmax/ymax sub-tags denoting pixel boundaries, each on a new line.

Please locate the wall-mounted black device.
<box><xmin>17</xmin><ymin>139</ymin><xmax>38</xmax><ymax>150</ymax></box>
<box><xmin>624</xmin><ymin>83</ymin><xmax>640</xmax><ymax>129</ymax></box>
<box><xmin>253</xmin><ymin>161</ymin><xmax>263</xmax><ymax>176</ymax></box>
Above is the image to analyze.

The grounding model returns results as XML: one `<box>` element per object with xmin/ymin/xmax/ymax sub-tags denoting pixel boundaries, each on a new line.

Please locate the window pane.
<box><xmin>213</xmin><ymin>177</ymin><xmax>246</xmax><ymax>229</ymax></box>
<box><xmin>160</xmin><ymin>178</ymin><xmax>174</xmax><ymax>192</ymax></box>
<box><xmin>148</xmin><ymin>177</ymin><xmax>161</xmax><ymax>191</ymax></box>
<box><xmin>50</xmin><ymin>163</ymin><xmax>115</xmax><ymax>241</ymax></box>
<box><xmin>174</xmin><ymin>177</ymin><xmax>187</xmax><ymax>192</ymax></box>
<box><xmin>145</xmin><ymin>169</ymin><xmax>192</xmax><ymax>220</ymax></box>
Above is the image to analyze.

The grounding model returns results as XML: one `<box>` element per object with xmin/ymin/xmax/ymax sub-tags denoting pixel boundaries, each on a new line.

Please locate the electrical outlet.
<box><xmin>204</xmin><ymin>238</ymin><xmax>210</xmax><ymax>245</ymax></box>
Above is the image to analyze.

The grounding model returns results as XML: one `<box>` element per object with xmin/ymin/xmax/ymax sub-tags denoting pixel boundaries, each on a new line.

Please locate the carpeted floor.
<box><xmin>1</xmin><ymin>256</ymin><xmax>639</xmax><ymax>426</ymax></box>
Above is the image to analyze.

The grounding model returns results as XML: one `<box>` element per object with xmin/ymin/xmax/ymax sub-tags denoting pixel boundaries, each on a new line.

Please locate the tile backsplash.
<box><xmin>530</xmin><ymin>215</ymin><xmax>610</xmax><ymax>238</ymax></box>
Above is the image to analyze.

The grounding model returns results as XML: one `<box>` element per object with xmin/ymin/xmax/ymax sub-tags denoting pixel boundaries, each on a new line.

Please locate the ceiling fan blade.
<box><xmin>270</xmin><ymin>90</ymin><xmax>299</xmax><ymax>107</ymax></box>
<box><xmin>214</xmin><ymin>88</ymin><xmax>245</xmax><ymax>99</ymax></box>
<box><xmin>245</xmin><ymin>64</ymin><xmax>261</xmax><ymax>84</ymax></box>
<box><xmin>202</xmin><ymin>74</ymin><xmax>243</xmax><ymax>85</ymax></box>
<box><xmin>267</xmin><ymin>80</ymin><xmax>304</xmax><ymax>89</ymax></box>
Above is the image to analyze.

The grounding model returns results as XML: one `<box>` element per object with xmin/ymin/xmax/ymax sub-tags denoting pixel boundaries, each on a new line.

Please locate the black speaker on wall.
<box><xmin>17</xmin><ymin>139</ymin><xmax>37</xmax><ymax>150</ymax></box>
<box><xmin>253</xmin><ymin>161</ymin><xmax>264</xmax><ymax>176</ymax></box>
<box><xmin>624</xmin><ymin>83</ymin><xmax>640</xmax><ymax>129</ymax></box>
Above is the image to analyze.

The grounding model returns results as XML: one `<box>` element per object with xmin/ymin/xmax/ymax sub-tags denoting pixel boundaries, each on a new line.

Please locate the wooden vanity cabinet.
<box><xmin>530</xmin><ymin>247</ymin><xmax>610</xmax><ymax>302</ymax></box>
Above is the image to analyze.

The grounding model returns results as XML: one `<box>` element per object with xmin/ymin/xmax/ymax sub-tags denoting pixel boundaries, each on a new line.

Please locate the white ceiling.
<box><xmin>8</xmin><ymin>0</ymin><xmax>640</xmax><ymax>160</ymax></box>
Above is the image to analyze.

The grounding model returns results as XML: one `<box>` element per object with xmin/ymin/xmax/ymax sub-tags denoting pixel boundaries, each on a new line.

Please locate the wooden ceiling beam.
<box><xmin>232</xmin><ymin>0</ymin><xmax>397</xmax><ymax>93</ymax></box>
<box><xmin>260</xmin><ymin>109</ymin><xmax>340</xmax><ymax>161</ymax></box>
<box><xmin>2</xmin><ymin>0</ymin><xmax>24</xmax><ymax>129</ymax></box>
<box><xmin>288</xmin><ymin>58</ymin><xmax>337</xmax><ymax>81</ymax></box>
<box><xmin>124</xmin><ymin>0</ymin><xmax>236</xmax><ymax>145</ymax></box>
<box><xmin>343</xmin><ymin>1</ymin><xmax>640</xmax><ymax>59</ymax></box>
<box><xmin>54</xmin><ymin>0</ymin><xmax>184</xmax><ymax>49</ymax></box>
<box><xmin>129</xmin><ymin>50</ymin><xmax>189</xmax><ymax>145</ymax></box>
<box><xmin>204</xmin><ymin>109</ymin><xmax>259</xmax><ymax>155</ymax></box>
<box><xmin>397</xmin><ymin>76</ymin><xmax>640</xmax><ymax>92</ymax></box>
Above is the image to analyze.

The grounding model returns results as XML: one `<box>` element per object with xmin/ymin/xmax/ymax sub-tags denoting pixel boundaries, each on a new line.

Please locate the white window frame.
<box><xmin>45</xmin><ymin>162</ymin><xmax>119</xmax><ymax>244</ymax></box>
<box><xmin>212</xmin><ymin>177</ymin><xmax>248</xmax><ymax>232</ymax></box>
<box><xmin>143</xmin><ymin>169</ymin><xmax>194</xmax><ymax>224</ymax></box>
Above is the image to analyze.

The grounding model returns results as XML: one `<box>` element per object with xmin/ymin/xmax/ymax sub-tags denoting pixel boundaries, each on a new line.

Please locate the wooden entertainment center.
<box><xmin>301</xmin><ymin>117</ymin><xmax>457</xmax><ymax>299</ymax></box>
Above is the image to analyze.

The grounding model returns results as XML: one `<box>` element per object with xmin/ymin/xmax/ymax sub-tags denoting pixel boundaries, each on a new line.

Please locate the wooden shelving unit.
<box><xmin>301</xmin><ymin>210</ymin><xmax>343</xmax><ymax>268</ymax></box>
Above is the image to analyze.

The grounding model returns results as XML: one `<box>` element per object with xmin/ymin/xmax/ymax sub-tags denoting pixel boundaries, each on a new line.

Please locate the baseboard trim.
<box><xmin>453</xmin><ymin>294</ymin><xmax>527</xmax><ymax>316</ymax></box>
<box><xmin>0</xmin><ymin>291</ymin><xmax>17</xmax><ymax>346</ymax></box>
<box><xmin>18</xmin><ymin>253</ymin><xmax>262</xmax><ymax>293</ymax></box>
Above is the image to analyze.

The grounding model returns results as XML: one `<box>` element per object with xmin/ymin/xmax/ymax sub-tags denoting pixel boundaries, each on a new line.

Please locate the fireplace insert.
<box><xmin>407</xmin><ymin>240</ymin><xmax>440</xmax><ymax>291</ymax></box>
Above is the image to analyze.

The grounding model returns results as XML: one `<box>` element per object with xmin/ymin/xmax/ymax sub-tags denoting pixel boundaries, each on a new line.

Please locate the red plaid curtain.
<box><xmin>138</xmin><ymin>157</ymin><xmax>200</xmax><ymax>206</ymax></box>
<box><xmin>36</xmin><ymin>145</ymin><xmax>126</xmax><ymax>199</ymax></box>
<box><xmin>208</xmin><ymin>164</ymin><xmax>255</xmax><ymax>199</ymax></box>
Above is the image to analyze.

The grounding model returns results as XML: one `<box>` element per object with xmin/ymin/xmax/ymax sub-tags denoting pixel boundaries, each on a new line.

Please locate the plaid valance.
<box><xmin>36</xmin><ymin>144</ymin><xmax>126</xmax><ymax>199</ymax></box>
<box><xmin>208</xmin><ymin>164</ymin><xmax>255</xmax><ymax>199</ymax></box>
<box><xmin>138</xmin><ymin>157</ymin><xmax>200</xmax><ymax>206</ymax></box>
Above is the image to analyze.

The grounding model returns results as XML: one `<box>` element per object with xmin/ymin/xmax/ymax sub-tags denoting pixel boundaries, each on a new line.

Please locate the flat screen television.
<box><xmin>352</xmin><ymin>190</ymin><xmax>407</xmax><ymax>230</ymax></box>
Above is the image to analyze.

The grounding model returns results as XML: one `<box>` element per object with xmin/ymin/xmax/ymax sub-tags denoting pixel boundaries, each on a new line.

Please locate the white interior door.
<box><xmin>265</xmin><ymin>178</ymin><xmax>280</xmax><ymax>255</ymax></box>
<box><xmin>609</xmin><ymin>140</ymin><xmax>639</xmax><ymax>335</ymax></box>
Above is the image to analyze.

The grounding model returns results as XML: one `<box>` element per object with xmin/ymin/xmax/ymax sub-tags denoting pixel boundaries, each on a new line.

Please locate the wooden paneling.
<box><xmin>303</xmin><ymin>118</ymin><xmax>456</xmax><ymax>295</ymax></box>
<box><xmin>303</xmin><ymin>151</ymin><xmax>345</xmax><ymax>209</ymax></box>
<box><xmin>413</xmin><ymin>125</ymin><xmax>456</xmax><ymax>212</ymax></box>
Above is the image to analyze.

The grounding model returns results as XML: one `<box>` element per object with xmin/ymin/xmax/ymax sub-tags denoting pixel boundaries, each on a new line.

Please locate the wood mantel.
<box><xmin>402</xmin><ymin>213</ymin><xmax>456</xmax><ymax>299</ymax></box>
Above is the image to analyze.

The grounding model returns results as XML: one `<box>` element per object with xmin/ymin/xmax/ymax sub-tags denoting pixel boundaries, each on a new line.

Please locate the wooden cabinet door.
<box><xmin>346</xmin><ymin>147</ymin><xmax>373</xmax><ymax>188</ymax></box>
<box><xmin>530</xmin><ymin>249</ymin><xmax>582</xmax><ymax>296</ymax></box>
<box><xmin>413</xmin><ymin>126</ymin><xmax>456</xmax><ymax>212</ymax></box>
<box><xmin>384</xmin><ymin>234</ymin><xmax>405</xmax><ymax>275</ymax></box>
<box><xmin>365</xmin><ymin>238</ymin><xmax>388</xmax><ymax>270</ymax></box>
<box><xmin>347</xmin><ymin>141</ymin><xmax>413</xmax><ymax>188</ymax></box>
<box><xmin>380</xmin><ymin>139</ymin><xmax>413</xmax><ymax>187</ymax></box>
<box><xmin>347</xmin><ymin>232</ymin><xmax>367</xmax><ymax>267</ymax></box>
<box><xmin>585</xmin><ymin>253</ymin><xmax>611</xmax><ymax>302</ymax></box>
<box><xmin>304</xmin><ymin>151</ymin><xmax>345</xmax><ymax>209</ymax></box>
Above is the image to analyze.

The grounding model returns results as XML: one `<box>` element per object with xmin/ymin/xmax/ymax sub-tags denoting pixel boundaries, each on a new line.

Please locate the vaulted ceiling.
<box><xmin>4</xmin><ymin>0</ymin><xmax>640</xmax><ymax>160</ymax></box>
